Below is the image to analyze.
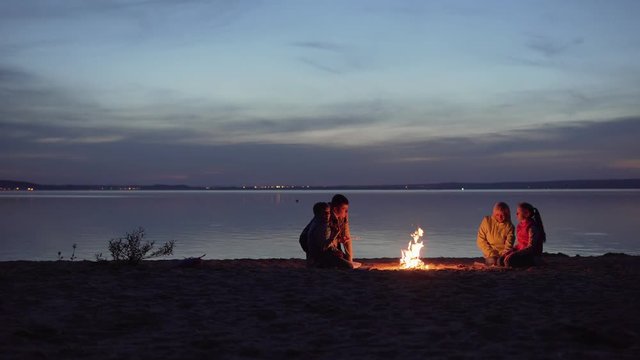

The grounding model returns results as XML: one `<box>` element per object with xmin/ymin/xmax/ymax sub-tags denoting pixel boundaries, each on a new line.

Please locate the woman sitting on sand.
<box><xmin>476</xmin><ymin>202</ymin><xmax>515</xmax><ymax>266</ymax></box>
<box><xmin>503</xmin><ymin>202</ymin><xmax>546</xmax><ymax>268</ymax></box>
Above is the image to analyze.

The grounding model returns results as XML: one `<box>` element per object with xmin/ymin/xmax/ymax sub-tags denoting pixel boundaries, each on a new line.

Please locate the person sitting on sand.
<box><xmin>503</xmin><ymin>202</ymin><xmax>546</xmax><ymax>268</ymax></box>
<box><xmin>476</xmin><ymin>202</ymin><xmax>515</xmax><ymax>266</ymax></box>
<box><xmin>329</xmin><ymin>194</ymin><xmax>354</xmax><ymax>262</ymax></box>
<box><xmin>306</xmin><ymin>202</ymin><xmax>356</xmax><ymax>269</ymax></box>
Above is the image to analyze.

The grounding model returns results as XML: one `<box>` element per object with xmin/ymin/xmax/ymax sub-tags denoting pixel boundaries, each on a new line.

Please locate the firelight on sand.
<box><xmin>400</xmin><ymin>227</ymin><xmax>429</xmax><ymax>270</ymax></box>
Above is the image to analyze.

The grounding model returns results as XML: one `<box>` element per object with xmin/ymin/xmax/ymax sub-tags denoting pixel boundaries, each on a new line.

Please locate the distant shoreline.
<box><xmin>3</xmin><ymin>178</ymin><xmax>640</xmax><ymax>191</ymax></box>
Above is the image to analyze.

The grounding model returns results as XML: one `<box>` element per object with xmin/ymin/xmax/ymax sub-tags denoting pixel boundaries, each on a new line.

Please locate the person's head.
<box><xmin>313</xmin><ymin>202</ymin><xmax>330</xmax><ymax>222</ymax></box>
<box><xmin>516</xmin><ymin>202</ymin><xmax>535</xmax><ymax>222</ymax></box>
<box><xmin>330</xmin><ymin>194</ymin><xmax>349</xmax><ymax>219</ymax></box>
<box><xmin>517</xmin><ymin>202</ymin><xmax>546</xmax><ymax>242</ymax></box>
<box><xmin>492</xmin><ymin>202</ymin><xmax>511</xmax><ymax>223</ymax></box>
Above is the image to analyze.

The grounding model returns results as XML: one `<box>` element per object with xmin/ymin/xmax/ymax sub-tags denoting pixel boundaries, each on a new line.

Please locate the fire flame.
<box><xmin>400</xmin><ymin>227</ymin><xmax>429</xmax><ymax>270</ymax></box>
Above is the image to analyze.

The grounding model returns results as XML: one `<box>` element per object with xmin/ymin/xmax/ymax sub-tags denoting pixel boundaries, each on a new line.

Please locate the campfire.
<box><xmin>400</xmin><ymin>227</ymin><xmax>429</xmax><ymax>270</ymax></box>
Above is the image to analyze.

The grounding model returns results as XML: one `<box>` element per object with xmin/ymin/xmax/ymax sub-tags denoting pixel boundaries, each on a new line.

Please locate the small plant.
<box><xmin>70</xmin><ymin>243</ymin><xmax>77</xmax><ymax>261</ymax></box>
<box><xmin>107</xmin><ymin>227</ymin><xmax>175</xmax><ymax>264</ymax></box>
<box><xmin>57</xmin><ymin>243</ymin><xmax>78</xmax><ymax>261</ymax></box>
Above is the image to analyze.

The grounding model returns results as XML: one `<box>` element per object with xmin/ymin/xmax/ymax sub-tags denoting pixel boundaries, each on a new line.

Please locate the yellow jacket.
<box><xmin>476</xmin><ymin>216</ymin><xmax>515</xmax><ymax>258</ymax></box>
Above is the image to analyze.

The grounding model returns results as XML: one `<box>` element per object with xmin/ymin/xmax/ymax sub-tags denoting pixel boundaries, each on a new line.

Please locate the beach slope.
<box><xmin>1</xmin><ymin>254</ymin><xmax>639</xmax><ymax>359</ymax></box>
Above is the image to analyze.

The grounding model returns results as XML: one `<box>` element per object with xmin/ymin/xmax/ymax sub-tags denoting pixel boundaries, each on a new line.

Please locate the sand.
<box><xmin>1</xmin><ymin>254</ymin><xmax>639</xmax><ymax>359</ymax></box>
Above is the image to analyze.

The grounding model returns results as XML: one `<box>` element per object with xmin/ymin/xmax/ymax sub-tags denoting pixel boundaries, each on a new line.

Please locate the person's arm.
<box><xmin>342</xmin><ymin>217</ymin><xmax>353</xmax><ymax>261</ymax></box>
<box><xmin>517</xmin><ymin>225</ymin><xmax>543</xmax><ymax>256</ymax></box>
<box><xmin>501</xmin><ymin>223</ymin><xmax>515</xmax><ymax>255</ymax></box>
<box><xmin>319</xmin><ymin>223</ymin><xmax>335</xmax><ymax>252</ymax></box>
<box><xmin>343</xmin><ymin>216</ymin><xmax>351</xmax><ymax>243</ymax></box>
<box><xmin>510</xmin><ymin>224</ymin><xmax>542</xmax><ymax>257</ymax></box>
<box><xmin>476</xmin><ymin>217</ymin><xmax>497</xmax><ymax>258</ymax></box>
<box><xmin>333</xmin><ymin>217</ymin><xmax>350</xmax><ymax>244</ymax></box>
<box><xmin>327</xmin><ymin>221</ymin><xmax>341</xmax><ymax>248</ymax></box>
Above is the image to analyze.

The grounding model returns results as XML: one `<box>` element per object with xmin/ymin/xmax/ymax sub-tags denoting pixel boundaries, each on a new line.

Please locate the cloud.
<box><xmin>0</xmin><ymin>67</ymin><xmax>34</xmax><ymax>82</ymax></box>
<box><xmin>366</xmin><ymin>117</ymin><xmax>640</xmax><ymax>181</ymax></box>
<box><xmin>0</xmin><ymin>65</ymin><xmax>399</xmax><ymax>147</ymax></box>
<box><xmin>218</xmin><ymin>113</ymin><xmax>382</xmax><ymax>134</ymax></box>
<box><xmin>0</xmin><ymin>152</ymin><xmax>87</xmax><ymax>161</ymax></box>
<box><xmin>496</xmin><ymin>150</ymin><xmax>592</xmax><ymax>161</ymax></box>
<box><xmin>490</xmin><ymin>85</ymin><xmax>640</xmax><ymax>126</ymax></box>
<box><xmin>0</xmin><ymin>0</ymin><xmax>257</xmax><ymax>52</ymax></box>
<box><xmin>292</xmin><ymin>41</ymin><xmax>367</xmax><ymax>74</ymax></box>
<box><xmin>507</xmin><ymin>35</ymin><xmax>585</xmax><ymax>69</ymax></box>
<box><xmin>505</xmin><ymin>56</ymin><xmax>555</xmax><ymax>68</ymax></box>
<box><xmin>34</xmin><ymin>135</ymin><xmax>125</xmax><ymax>144</ymax></box>
<box><xmin>3</xmin><ymin>63</ymin><xmax>639</xmax><ymax>156</ymax></box>
<box><xmin>2</xmin><ymin>115</ymin><xmax>639</xmax><ymax>185</ymax></box>
<box><xmin>361</xmin><ymin>2</ymin><xmax>484</xmax><ymax>18</ymax></box>
<box><xmin>379</xmin><ymin>156</ymin><xmax>445</xmax><ymax>163</ymax></box>
<box><xmin>0</xmin><ymin>65</ymin><xmax>238</xmax><ymax>136</ymax></box>
<box><xmin>2</xmin><ymin>62</ymin><xmax>639</xmax><ymax>185</ymax></box>
<box><xmin>610</xmin><ymin>159</ymin><xmax>640</xmax><ymax>170</ymax></box>
<box><xmin>0</xmin><ymin>0</ymin><xmax>252</xmax><ymax>21</ymax></box>
<box><xmin>292</xmin><ymin>41</ymin><xmax>346</xmax><ymax>53</ymax></box>
<box><xmin>526</xmin><ymin>35</ymin><xmax>584</xmax><ymax>57</ymax></box>
<box><xmin>296</xmin><ymin>58</ymin><xmax>344</xmax><ymax>75</ymax></box>
<box><xmin>0</xmin><ymin>65</ymin><xmax>110</xmax><ymax>128</ymax></box>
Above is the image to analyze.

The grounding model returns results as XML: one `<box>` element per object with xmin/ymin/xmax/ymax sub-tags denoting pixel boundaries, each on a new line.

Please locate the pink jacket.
<box><xmin>515</xmin><ymin>219</ymin><xmax>544</xmax><ymax>256</ymax></box>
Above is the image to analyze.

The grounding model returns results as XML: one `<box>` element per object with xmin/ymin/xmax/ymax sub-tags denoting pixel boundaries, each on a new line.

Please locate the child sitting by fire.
<box><xmin>476</xmin><ymin>202</ymin><xmax>515</xmax><ymax>266</ymax></box>
<box><xmin>502</xmin><ymin>202</ymin><xmax>546</xmax><ymax>267</ymax></box>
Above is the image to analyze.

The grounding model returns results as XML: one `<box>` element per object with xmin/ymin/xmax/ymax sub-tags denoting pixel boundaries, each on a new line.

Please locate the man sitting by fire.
<box><xmin>306</xmin><ymin>201</ymin><xmax>357</xmax><ymax>269</ymax></box>
<box><xmin>328</xmin><ymin>194</ymin><xmax>353</xmax><ymax>262</ymax></box>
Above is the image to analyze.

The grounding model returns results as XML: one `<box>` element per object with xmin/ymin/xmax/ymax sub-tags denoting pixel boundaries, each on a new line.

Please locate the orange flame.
<box><xmin>400</xmin><ymin>227</ymin><xmax>429</xmax><ymax>269</ymax></box>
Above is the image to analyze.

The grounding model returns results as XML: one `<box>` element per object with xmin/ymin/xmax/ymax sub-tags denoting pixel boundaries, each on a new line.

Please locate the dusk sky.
<box><xmin>1</xmin><ymin>0</ymin><xmax>640</xmax><ymax>186</ymax></box>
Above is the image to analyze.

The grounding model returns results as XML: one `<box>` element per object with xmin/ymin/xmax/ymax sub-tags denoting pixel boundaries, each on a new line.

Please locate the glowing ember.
<box><xmin>400</xmin><ymin>227</ymin><xmax>429</xmax><ymax>269</ymax></box>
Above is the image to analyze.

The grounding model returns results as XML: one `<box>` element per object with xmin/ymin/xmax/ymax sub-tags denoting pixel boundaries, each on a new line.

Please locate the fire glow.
<box><xmin>400</xmin><ymin>227</ymin><xmax>429</xmax><ymax>270</ymax></box>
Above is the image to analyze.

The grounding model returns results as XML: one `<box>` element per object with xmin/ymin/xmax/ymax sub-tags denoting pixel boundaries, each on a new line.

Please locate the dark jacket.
<box><xmin>307</xmin><ymin>216</ymin><xmax>335</xmax><ymax>260</ymax></box>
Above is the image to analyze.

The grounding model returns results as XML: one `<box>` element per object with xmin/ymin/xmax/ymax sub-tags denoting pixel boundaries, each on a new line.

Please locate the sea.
<box><xmin>1</xmin><ymin>190</ymin><xmax>638</xmax><ymax>261</ymax></box>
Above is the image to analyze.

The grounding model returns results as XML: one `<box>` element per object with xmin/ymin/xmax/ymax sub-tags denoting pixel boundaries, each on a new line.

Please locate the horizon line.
<box><xmin>3</xmin><ymin>178</ymin><xmax>640</xmax><ymax>191</ymax></box>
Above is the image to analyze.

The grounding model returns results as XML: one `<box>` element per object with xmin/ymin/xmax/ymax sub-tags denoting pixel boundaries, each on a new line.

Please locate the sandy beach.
<box><xmin>1</xmin><ymin>254</ymin><xmax>639</xmax><ymax>359</ymax></box>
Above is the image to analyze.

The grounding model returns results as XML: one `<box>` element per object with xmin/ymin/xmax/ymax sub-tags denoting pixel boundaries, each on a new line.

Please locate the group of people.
<box><xmin>477</xmin><ymin>201</ymin><xmax>546</xmax><ymax>267</ymax></box>
<box><xmin>299</xmin><ymin>194</ymin><xmax>361</xmax><ymax>269</ymax></box>
<box><xmin>299</xmin><ymin>194</ymin><xmax>546</xmax><ymax>269</ymax></box>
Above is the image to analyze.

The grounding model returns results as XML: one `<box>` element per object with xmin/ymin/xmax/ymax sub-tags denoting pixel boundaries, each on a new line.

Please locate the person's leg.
<box><xmin>335</xmin><ymin>257</ymin><xmax>355</xmax><ymax>269</ymax></box>
<box><xmin>318</xmin><ymin>252</ymin><xmax>354</xmax><ymax>269</ymax></box>
<box><xmin>306</xmin><ymin>256</ymin><xmax>316</xmax><ymax>268</ymax></box>
<box><xmin>505</xmin><ymin>252</ymin><xmax>535</xmax><ymax>268</ymax></box>
<box><xmin>485</xmin><ymin>256</ymin><xmax>498</xmax><ymax>266</ymax></box>
<box><xmin>498</xmin><ymin>250</ymin><xmax>514</xmax><ymax>267</ymax></box>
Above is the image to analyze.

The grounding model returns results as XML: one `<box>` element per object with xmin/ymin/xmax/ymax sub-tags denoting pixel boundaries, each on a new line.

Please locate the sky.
<box><xmin>1</xmin><ymin>0</ymin><xmax>640</xmax><ymax>186</ymax></box>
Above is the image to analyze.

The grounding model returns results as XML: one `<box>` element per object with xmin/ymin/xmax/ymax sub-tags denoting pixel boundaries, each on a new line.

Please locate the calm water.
<box><xmin>1</xmin><ymin>190</ymin><xmax>639</xmax><ymax>261</ymax></box>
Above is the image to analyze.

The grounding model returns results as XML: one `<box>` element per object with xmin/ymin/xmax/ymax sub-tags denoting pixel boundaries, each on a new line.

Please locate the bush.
<box><xmin>108</xmin><ymin>227</ymin><xmax>175</xmax><ymax>264</ymax></box>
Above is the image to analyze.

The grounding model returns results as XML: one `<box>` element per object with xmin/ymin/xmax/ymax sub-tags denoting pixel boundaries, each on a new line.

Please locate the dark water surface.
<box><xmin>1</xmin><ymin>190</ymin><xmax>638</xmax><ymax>261</ymax></box>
